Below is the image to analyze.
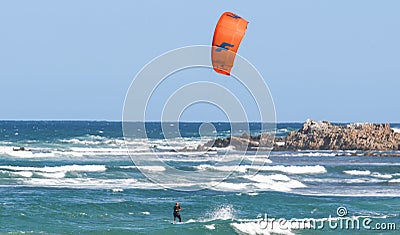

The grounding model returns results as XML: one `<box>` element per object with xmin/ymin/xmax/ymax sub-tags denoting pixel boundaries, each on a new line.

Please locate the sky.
<box><xmin>0</xmin><ymin>0</ymin><xmax>399</xmax><ymax>122</ymax></box>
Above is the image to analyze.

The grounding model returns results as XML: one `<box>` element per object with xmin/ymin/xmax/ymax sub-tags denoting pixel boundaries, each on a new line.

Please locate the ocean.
<box><xmin>0</xmin><ymin>121</ymin><xmax>399</xmax><ymax>234</ymax></box>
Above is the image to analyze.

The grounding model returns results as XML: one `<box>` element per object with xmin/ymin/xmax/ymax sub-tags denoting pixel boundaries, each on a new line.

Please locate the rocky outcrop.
<box><xmin>285</xmin><ymin>119</ymin><xmax>400</xmax><ymax>151</ymax></box>
<box><xmin>196</xmin><ymin>119</ymin><xmax>400</xmax><ymax>152</ymax></box>
<box><xmin>200</xmin><ymin>132</ymin><xmax>274</xmax><ymax>151</ymax></box>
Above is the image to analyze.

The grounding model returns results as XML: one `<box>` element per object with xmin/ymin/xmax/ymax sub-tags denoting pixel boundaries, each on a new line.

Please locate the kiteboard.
<box><xmin>171</xmin><ymin>221</ymin><xmax>182</xmax><ymax>224</ymax></box>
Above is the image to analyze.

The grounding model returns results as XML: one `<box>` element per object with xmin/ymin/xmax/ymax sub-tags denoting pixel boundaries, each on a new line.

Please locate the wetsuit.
<box><xmin>173</xmin><ymin>205</ymin><xmax>181</xmax><ymax>222</ymax></box>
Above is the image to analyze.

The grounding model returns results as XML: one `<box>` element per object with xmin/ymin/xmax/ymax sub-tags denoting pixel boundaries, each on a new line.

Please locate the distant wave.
<box><xmin>195</xmin><ymin>164</ymin><xmax>327</xmax><ymax>174</ymax></box>
<box><xmin>343</xmin><ymin>170</ymin><xmax>372</xmax><ymax>176</ymax></box>
<box><xmin>119</xmin><ymin>165</ymin><xmax>166</xmax><ymax>172</ymax></box>
<box><xmin>0</xmin><ymin>164</ymin><xmax>106</xmax><ymax>173</ymax></box>
<box><xmin>21</xmin><ymin>178</ymin><xmax>139</xmax><ymax>189</ymax></box>
<box><xmin>60</xmin><ymin>135</ymin><xmax>113</xmax><ymax>145</ymax></box>
<box><xmin>389</xmin><ymin>178</ymin><xmax>400</xmax><ymax>183</ymax></box>
<box><xmin>344</xmin><ymin>170</ymin><xmax>393</xmax><ymax>179</ymax></box>
<box><xmin>209</xmin><ymin>176</ymin><xmax>306</xmax><ymax>193</ymax></box>
<box><xmin>0</xmin><ymin>164</ymin><xmax>107</xmax><ymax>180</ymax></box>
<box><xmin>271</xmin><ymin>150</ymin><xmax>359</xmax><ymax>157</ymax></box>
<box><xmin>242</xmin><ymin>174</ymin><xmax>306</xmax><ymax>192</ymax></box>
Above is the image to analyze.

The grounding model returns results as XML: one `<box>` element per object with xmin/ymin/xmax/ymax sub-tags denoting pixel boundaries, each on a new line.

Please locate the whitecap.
<box><xmin>371</xmin><ymin>172</ymin><xmax>393</xmax><ymax>179</ymax></box>
<box><xmin>111</xmin><ymin>188</ymin><xmax>124</xmax><ymax>192</ymax></box>
<box><xmin>12</xmin><ymin>171</ymin><xmax>33</xmax><ymax>178</ymax></box>
<box><xmin>36</xmin><ymin>172</ymin><xmax>66</xmax><ymax>179</ymax></box>
<box><xmin>204</xmin><ymin>224</ymin><xmax>215</xmax><ymax>230</ymax></box>
<box><xmin>343</xmin><ymin>170</ymin><xmax>371</xmax><ymax>176</ymax></box>
<box><xmin>389</xmin><ymin>178</ymin><xmax>400</xmax><ymax>183</ymax></box>
<box><xmin>200</xmin><ymin>204</ymin><xmax>236</xmax><ymax>222</ymax></box>
<box><xmin>197</xmin><ymin>164</ymin><xmax>327</xmax><ymax>174</ymax></box>
<box><xmin>137</xmin><ymin>166</ymin><xmax>166</xmax><ymax>172</ymax></box>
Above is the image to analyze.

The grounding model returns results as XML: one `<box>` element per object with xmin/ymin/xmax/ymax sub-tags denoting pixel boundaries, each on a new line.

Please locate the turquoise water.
<box><xmin>0</xmin><ymin>122</ymin><xmax>399</xmax><ymax>234</ymax></box>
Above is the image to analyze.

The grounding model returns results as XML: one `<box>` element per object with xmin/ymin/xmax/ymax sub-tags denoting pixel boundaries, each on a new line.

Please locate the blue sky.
<box><xmin>0</xmin><ymin>0</ymin><xmax>399</xmax><ymax>122</ymax></box>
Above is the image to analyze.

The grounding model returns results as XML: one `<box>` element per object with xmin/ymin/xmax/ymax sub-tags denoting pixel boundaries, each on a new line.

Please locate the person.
<box><xmin>173</xmin><ymin>202</ymin><xmax>182</xmax><ymax>223</ymax></box>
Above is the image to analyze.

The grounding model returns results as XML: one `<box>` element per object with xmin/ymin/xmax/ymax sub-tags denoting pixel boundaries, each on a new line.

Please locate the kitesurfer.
<box><xmin>173</xmin><ymin>202</ymin><xmax>182</xmax><ymax>223</ymax></box>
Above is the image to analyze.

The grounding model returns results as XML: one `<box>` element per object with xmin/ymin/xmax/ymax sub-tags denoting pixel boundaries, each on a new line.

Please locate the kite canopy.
<box><xmin>211</xmin><ymin>12</ymin><xmax>248</xmax><ymax>76</ymax></box>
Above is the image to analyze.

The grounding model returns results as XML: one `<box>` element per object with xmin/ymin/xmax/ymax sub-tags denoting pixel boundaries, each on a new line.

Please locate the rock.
<box><xmin>198</xmin><ymin>132</ymin><xmax>274</xmax><ymax>151</ymax></box>
<box><xmin>284</xmin><ymin>120</ymin><xmax>400</xmax><ymax>151</ymax></box>
<box><xmin>194</xmin><ymin>120</ymin><xmax>400</xmax><ymax>153</ymax></box>
<box><xmin>13</xmin><ymin>147</ymin><xmax>29</xmax><ymax>151</ymax></box>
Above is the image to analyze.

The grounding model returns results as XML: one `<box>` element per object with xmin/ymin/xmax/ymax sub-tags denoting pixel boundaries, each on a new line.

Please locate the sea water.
<box><xmin>0</xmin><ymin>121</ymin><xmax>399</xmax><ymax>234</ymax></box>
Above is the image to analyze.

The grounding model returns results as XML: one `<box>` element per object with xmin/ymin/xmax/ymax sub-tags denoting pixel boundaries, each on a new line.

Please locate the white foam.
<box><xmin>36</xmin><ymin>172</ymin><xmax>66</xmax><ymax>179</ymax></box>
<box><xmin>0</xmin><ymin>164</ymin><xmax>106</xmax><ymax>173</ymax></box>
<box><xmin>201</xmin><ymin>205</ymin><xmax>236</xmax><ymax>222</ymax></box>
<box><xmin>244</xmin><ymin>174</ymin><xmax>288</xmax><ymax>183</ymax></box>
<box><xmin>172</xmin><ymin>219</ymin><xmax>197</xmax><ymax>224</ymax></box>
<box><xmin>389</xmin><ymin>178</ymin><xmax>400</xmax><ymax>183</ymax></box>
<box><xmin>0</xmin><ymin>141</ymin><xmax>12</xmax><ymax>145</ymax></box>
<box><xmin>0</xmin><ymin>145</ymin><xmax>132</xmax><ymax>159</ymax></box>
<box><xmin>204</xmin><ymin>224</ymin><xmax>215</xmax><ymax>230</ymax></box>
<box><xmin>61</xmin><ymin>138</ymin><xmax>92</xmax><ymax>145</ymax></box>
<box><xmin>271</xmin><ymin>151</ymin><xmax>341</xmax><ymax>157</ymax></box>
<box><xmin>211</xmin><ymin>182</ymin><xmax>249</xmax><ymax>191</ymax></box>
<box><xmin>183</xmin><ymin>219</ymin><xmax>197</xmax><ymax>224</ymax></box>
<box><xmin>141</xmin><ymin>211</ymin><xmax>150</xmax><ymax>215</ymax></box>
<box><xmin>251</xmin><ymin>178</ymin><xmax>306</xmax><ymax>192</ymax></box>
<box><xmin>343</xmin><ymin>170</ymin><xmax>371</xmax><ymax>176</ymax></box>
<box><xmin>0</xmin><ymin>147</ymin><xmax>56</xmax><ymax>158</ymax></box>
<box><xmin>259</xmin><ymin>165</ymin><xmax>327</xmax><ymax>174</ymax></box>
<box><xmin>68</xmin><ymin>147</ymin><xmax>129</xmax><ymax>156</ymax></box>
<box><xmin>148</xmin><ymin>138</ymin><xmax>209</xmax><ymax>152</ymax></box>
<box><xmin>119</xmin><ymin>165</ymin><xmax>166</xmax><ymax>172</ymax></box>
<box><xmin>344</xmin><ymin>178</ymin><xmax>386</xmax><ymax>183</ymax></box>
<box><xmin>118</xmin><ymin>166</ymin><xmax>137</xmax><ymax>169</ymax></box>
<box><xmin>137</xmin><ymin>166</ymin><xmax>166</xmax><ymax>172</ymax></box>
<box><xmin>277</xmin><ymin>128</ymin><xmax>290</xmax><ymax>133</ymax></box>
<box><xmin>245</xmin><ymin>156</ymin><xmax>273</xmax><ymax>164</ymax></box>
<box><xmin>21</xmin><ymin>178</ymin><xmax>140</xmax><ymax>189</ymax></box>
<box><xmin>371</xmin><ymin>172</ymin><xmax>393</xmax><ymax>179</ymax></box>
<box><xmin>60</xmin><ymin>135</ymin><xmax>125</xmax><ymax>146</ymax></box>
<box><xmin>12</xmin><ymin>171</ymin><xmax>33</xmax><ymax>178</ymax></box>
<box><xmin>210</xmin><ymin>174</ymin><xmax>306</xmax><ymax>193</ymax></box>
<box><xmin>196</xmin><ymin>165</ymin><xmax>248</xmax><ymax>173</ymax></box>
<box><xmin>196</xmin><ymin>164</ymin><xmax>326</xmax><ymax>175</ymax></box>
<box><xmin>0</xmin><ymin>164</ymin><xmax>106</xmax><ymax>180</ymax></box>
<box><xmin>159</xmin><ymin>157</ymin><xmax>214</xmax><ymax>163</ymax></box>
<box><xmin>111</xmin><ymin>188</ymin><xmax>124</xmax><ymax>192</ymax></box>
<box><xmin>17</xmin><ymin>177</ymin><xmax>217</xmax><ymax>190</ymax></box>
<box><xmin>298</xmin><ymin>189</ymin><xmax>400</xmax><ymax>197</ymax></box>
<box><xmin>301</xmin><ymin>178</ymin><xmax>343</xmax><ymax>183</ymax></box>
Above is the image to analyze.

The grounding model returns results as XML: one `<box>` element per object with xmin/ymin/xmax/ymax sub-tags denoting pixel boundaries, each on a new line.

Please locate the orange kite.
<box><xmin>212</xmin><ymin>12</ymin><xmax>248</xmax><ymax>76</ymax></box>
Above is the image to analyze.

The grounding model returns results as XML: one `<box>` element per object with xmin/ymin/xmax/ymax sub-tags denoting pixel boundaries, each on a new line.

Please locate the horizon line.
<box><xmin>0</xmin><ymin>119</ymin><xmax>398</xmax><ymax>124</ymax></box>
